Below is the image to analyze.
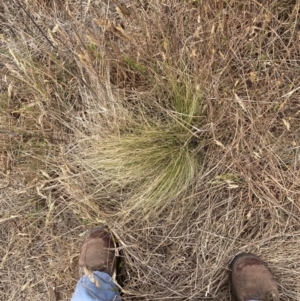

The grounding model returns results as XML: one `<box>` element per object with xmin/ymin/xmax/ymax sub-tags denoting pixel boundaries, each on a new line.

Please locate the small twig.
<box><xmin>49</xmin><ymin>281</ymin><xmax>57</xmax><ymax>301</ymax></box>
<box><xmin>0</xmin><ymin>130</ymin><xmax>18</xmax><ymax>137</ymax></box>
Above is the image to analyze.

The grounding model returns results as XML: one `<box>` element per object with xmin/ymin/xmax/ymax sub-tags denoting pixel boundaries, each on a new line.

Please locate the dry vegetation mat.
<box><xmin>1</xmin><ymin>0</ymin><xmax>300</xmax><ymax>300</ymax></box>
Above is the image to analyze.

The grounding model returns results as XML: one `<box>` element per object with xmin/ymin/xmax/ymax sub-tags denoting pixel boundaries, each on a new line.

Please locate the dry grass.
<box><xmin>1</xmin><ymin>0</ymin><xmax>300</xmax><ymax>300</ymax></box>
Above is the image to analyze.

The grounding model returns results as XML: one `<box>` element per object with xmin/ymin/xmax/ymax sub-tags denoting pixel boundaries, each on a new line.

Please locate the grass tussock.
<box><xmin>1</xmin><ymin>0</ymin><xmax>300</xmax><ymax>301</ymax></box>
<box><xmin>82</xmin><ymin>77</ymin><xmax>203</xmax><ymax>211</ymax></box>
<box><xmin>84</xmin><ymin>127</ymin><xmax>198</xmax><ymax>210</ymax></box>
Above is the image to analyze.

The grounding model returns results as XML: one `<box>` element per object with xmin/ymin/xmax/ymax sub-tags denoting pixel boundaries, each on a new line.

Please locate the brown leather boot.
<box><xmin>79</xmin><ymin>226</ymin><xmax>117</xmax><ymax>277</ymax></box>
<box><xmin>230</xmin><ymin>253</ymin><xmax>279</xmax><ymax>301</ymax></box>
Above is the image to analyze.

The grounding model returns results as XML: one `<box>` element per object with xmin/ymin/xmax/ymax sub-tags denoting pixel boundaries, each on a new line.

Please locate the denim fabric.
<box><xmin>71</xmin><ymin>271</ymin><xmax>121</xmax><ymax>301</ymax></box>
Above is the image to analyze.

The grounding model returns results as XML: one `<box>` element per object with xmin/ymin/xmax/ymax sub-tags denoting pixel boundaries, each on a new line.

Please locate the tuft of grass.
<box><xmin>81</xmin><ymin>75</ymin><xmax>204</xmax><ymax>211</ymax></box>
<box><xmin>85</xmin><ymin>127</ymin><xmax>198</xmax><ymax>210</ymax></box>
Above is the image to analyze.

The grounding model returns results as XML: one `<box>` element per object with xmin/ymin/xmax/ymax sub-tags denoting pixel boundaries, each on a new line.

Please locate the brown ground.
<box><xmin>1</xmin><ymin>0</ymin><xmax>300</xmax><ymax>300</ymax></box>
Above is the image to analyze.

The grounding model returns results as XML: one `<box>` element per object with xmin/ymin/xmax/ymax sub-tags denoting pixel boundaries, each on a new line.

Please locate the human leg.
<box><xmin>71</xmin><ymin>271</ymin><xmax>120</xmax><ymax>301</ymax></box>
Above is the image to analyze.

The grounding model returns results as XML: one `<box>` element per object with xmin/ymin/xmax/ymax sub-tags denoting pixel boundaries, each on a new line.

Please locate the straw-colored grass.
<box><xmin>80</xmin><ymin>78</ymin><xmax>203</xmax><ymax>211</ymax></box>
<box><xmin>1</xmin><ymin>0</ymin><xmax>300</xmax><ymax>300</ymax></box>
